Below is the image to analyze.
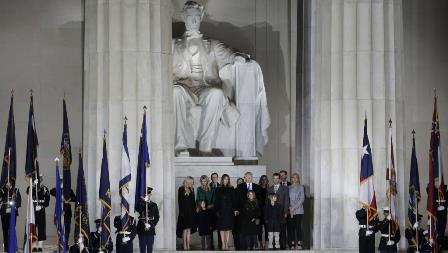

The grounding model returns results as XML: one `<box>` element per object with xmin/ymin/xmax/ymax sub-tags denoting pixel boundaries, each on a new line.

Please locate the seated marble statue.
<box><xmin>173</xmin><ymin>1</ymin><xmax>270</xmax><ymax>157</ymax></box>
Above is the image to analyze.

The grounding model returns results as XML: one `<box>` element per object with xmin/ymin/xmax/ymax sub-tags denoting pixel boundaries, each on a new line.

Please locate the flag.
<box><xmin>54</xmin><ymin>161</ymin><xmax>66</xmax><ymax>253</ymax></box>
<box><xmin>386</xmin><ymin>122</ymin><xmax>399</xmax><ymax>231</ymax></box>
<box><xmin>25</xmin><ymin>94</ymin><xmax>39</xmax><ymax>180</ymax></box>
<box><xmin>428</xmin><ymin>151</ymin><xmax>437</xmax><ymax>248</ymax></box>
<box><xmin>1</xmin><ymin>93</ymin><xmax>16</xmax><ymax>188</ymax></box>
<box><xmin>99</xmin><ymin>136</ymin><xmax>112</xmax><ymax>252</ymax></box>
<box><xmin>120</xmin><ymin>120</ymin><xmax>131</xmax><ymax>230</ymax></box>
<box><xmin>24</xmin><ymin>178</ymin><xmax>37</xmax><ymax>253</ymax></box>
<box><xmin>408</xmin><ymin>131</ymin><xmax>421</xmax><ymax>226</ymax></box>
<box><xmin>359</xmin><ymin>118</ymin><xmax>377</xmax><ymax>221</ymax></box>
<box><xmin>135</xmin><ymin>109</ymin><xmax>150</xmax><ymax>210</ymax></box>
<box><xmin>7</xmin><ymin>201</ymin><xmax>17</xmax><ymax>253</ymax></box>
<box><xmin>60</xmin><ymin>99</ymin><xmax>73</xmax><ymax>206</ymax></box>
<box><xmin>74</xmin><ymin>153</ymin><xmax>90</xmax><ymax>247</ymax></box>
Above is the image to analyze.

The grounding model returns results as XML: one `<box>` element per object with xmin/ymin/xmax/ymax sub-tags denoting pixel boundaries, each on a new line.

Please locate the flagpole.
<box><xmin>7</xmin><ymin>148</ymin><xmax>10</xmax><ymax>205</ymax></box>
<box><xmin>412</xmin><ymin>129</ymin><xmax>419</xmax><ymax>252</ymax></box>
<box><xmin>388</xmin><ymin>119</ymin><xmax>392</xmax><ymax>243</ymax></box>
<box><xmin>144</xmin><ymin>107</ymin><xmax>149</xmax><ymax>227</ymax></box>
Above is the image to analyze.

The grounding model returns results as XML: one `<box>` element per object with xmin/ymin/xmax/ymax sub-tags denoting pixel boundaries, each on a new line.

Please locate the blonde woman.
<box><xmin>177</xmin><ymin>176</ymin><xmax>196</xmax><ymax>250</ymax></box>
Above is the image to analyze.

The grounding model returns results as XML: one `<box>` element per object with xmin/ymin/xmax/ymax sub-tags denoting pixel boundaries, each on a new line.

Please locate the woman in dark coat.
<box><xmin>214</xmin><ymin>174</ymin><xmax>236</xmax><ymax>250</ymax></box>
<box><xmin>258</xmin><ymin>175</ymin><xmax>269</xmax><ymax>249</ymax></box>
<box><xmin>240</xmin><ymin>191</ymin><xmax>261</xmax><ymax>250</ymax></box>
<box><xmin>177</xmin><ymin>176</ymin><xmax>196</xmax><ymax>250</ymax></box>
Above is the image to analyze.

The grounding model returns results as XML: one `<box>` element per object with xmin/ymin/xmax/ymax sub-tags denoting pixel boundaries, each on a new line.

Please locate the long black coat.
<box><xmin>177</xmin><ymin>187</ymin><xmax>196</xmax><ymax>230</ymax></box>
<box><xmin>264</xmin><ymin>202</ymin><xmax>283</xmax><ymax>232</ymax></box>
<box><xmin>197</xmin><ymin>209</ymin><xmax>213</xmax><ymax>236</ymax></box>
<box><xmin>214</xmin><ymin>186</ymin><xmax>236</xmax><ymax>231</ymax></box>
<box><xmin>240</xmin><ymin>200</ymin><xmax>261</xmax><ymax>235</ymax></box>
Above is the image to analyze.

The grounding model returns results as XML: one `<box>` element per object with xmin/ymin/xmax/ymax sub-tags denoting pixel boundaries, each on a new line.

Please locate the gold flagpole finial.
<box><xmin>143</xmin><ymin>105</ymin><xmax>147</xmax><ymax>111</ymax></box>
<box><xmin>11</xmin><ymin>89</ymin><xmax>14</xmax><ymax>97</ymax></box>
<box><xmin>412</xmin><ymin>129</ymin><xmax>416</xmax><ymax>138</ymax></box>
<box><xmin>30</xmin><ymin>89</ymin><xmax>33</xmax><ymax>96</ymax></box>
<box><xmin>124</xmin><ymin>116</ymin><xmax>128</xmax><ymax>124</ymax></box>
<box><xmin>389</xmin><ymin>118</ymin><xmax>392</xmax><ymax>128</ymax></box>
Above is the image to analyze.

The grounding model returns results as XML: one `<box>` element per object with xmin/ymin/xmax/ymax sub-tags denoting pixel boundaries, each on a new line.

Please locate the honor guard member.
<box><xmin>436</xmin><ymin>184</ymin><xmax>447</xmax><ymax>252</ymax></box>
<box><xmin>26</xmin><ymin>174</ymin><xmax>50</xmax><ymax>252</ymax></box>
<box><xmin>90</xmin><ymin>219</ymin><xmax>101</xmax><ymax>253</ymax></box>
<box><xmin>378</xmin><ymin>207</ymin><xmax>401</xmax><ymax>253</ymax></box>
<box><xmin>69</xmin><ymin>234</ymin><xmax>90</xmax><ymax>253</ymax></box>
<box><xmin>405</xmin><ymin>214</ymin><xmax>423</xmax><ymax>253</ymax></box>
<box><xmin>136</xmin><ymin>187</ymin><xmax>159</xmax><ymax>253</ymax></box>
<box><xmin>420</xmin><ymin>230</ymin><xmax>432</xmax><ymax>253</ymax></box>
<box><xmin>0</xmin><ymin>182</ymin><xmax>21</xmax><ymax>252</ymax></box>
<box><xmin>356</xmin><ymin>207</ymin><xmax>379</xmax><ymax>253</ymax></box>
<box><xmin>51</xmin><ymin>178</ymin><xmax>76</xmax><ymax>249</ymax></box>
<box><xmin>114</xmin><ymin>215</ymin><xmax>137</xmax><ymax>253</ymax></box>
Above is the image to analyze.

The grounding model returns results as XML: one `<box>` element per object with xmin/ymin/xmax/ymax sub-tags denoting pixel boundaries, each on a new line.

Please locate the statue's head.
<box><xmin>181</xmin><ymin>1</ymin><xmax>204</xmax><ymax>32</ymax></box>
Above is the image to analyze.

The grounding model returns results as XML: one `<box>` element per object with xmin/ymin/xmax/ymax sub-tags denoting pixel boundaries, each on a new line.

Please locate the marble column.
<box><xmin>304</xmin><ymin>0</ymin><xmax>406</xmax><ymax>249</ymax></box>
<box><xmin>83</xmin><ymin>0</ymin><xmax>175</xmax><ymax>249</ymax></box>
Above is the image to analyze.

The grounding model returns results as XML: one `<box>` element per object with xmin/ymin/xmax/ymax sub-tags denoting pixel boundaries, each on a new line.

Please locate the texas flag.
<box><xmin>359</xmin><ymin>118</ymin><xmax>378</xmax><ymax>221</ymax></box>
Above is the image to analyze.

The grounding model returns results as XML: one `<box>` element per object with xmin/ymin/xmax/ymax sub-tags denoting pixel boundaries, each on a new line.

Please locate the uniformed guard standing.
<box><xmin>0</xmin><ymin>182</ymin><xmax>21</xmax><ymax>252</ymax></box>
<box><xmin>420</xmin><ymin>230</ymin><xmax>433</xmax><ymax>253</ymax></box>
<box><xmin>356</xmin><ymin>207</ymin><xmax>378</xmax><ymax>253</ymax></box>
<box><xmin>90</xmin><ymin>219</ymin><xmax>101</xmax><ymax>253</ymax></box>
<box><xmin>50</xmin><ymin>178</ymin><xmax>76</xmax><ymax>249</ymax></box>
<box><xmin>136</xmin><ymin>187</ymin><xmax>159</xmax><ymax>253</ymax></box>
<box><xmin>26</xmin><ymin>174</ymin><xmax>50</xmax><ymax>252</ymax></box>
<box><xmin>436</xmin><ymin>185</ymin><xmax>447</xmax><ymax>253</ymax></box>
<box><xmin>114</xmin><ymin>215</ymin><xmax>137</xmax><ymax>253</ymax></box>
<box><xmin>405</xmin><ymin>214</ymin><xmax>423</xmax><ymax>253</ymax></box>
<box><xmin>378</xmin><ymin>207</ymin><xmax>401</xmax><ymax>253</ymax></box>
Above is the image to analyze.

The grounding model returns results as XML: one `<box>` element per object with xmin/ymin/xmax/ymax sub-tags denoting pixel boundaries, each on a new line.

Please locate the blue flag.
<box><xmin>408</xmin><ymin>132</ymin><xmax>421</xmax><ymax>226</ymax></box>
<box><xmin>74</xmin><ymin>153</ymin><xmax>90</xmax><ymax>246</ymax></box>
<box><xmin>60</xmin><ymin>99</ymin><xmax>73</xmax><ymax>205</ymax></box>
<box><xmin>7</xmin><ymin>202</ymin><xmax>17</xmax><ymax>253</ymax></box>
<box><xmin>99</xmin><ymin>137</ymin><xmax>112</xmax><ymax>252</ymax></box>
<box><xmin>120</xmin><ymin>121</ymin><xmax>131</xmax><ymax>230</ymax></box>
<box><xmin>25</xmin><ymin>94</ymin><xmax>39</xmax><ymax>179</ymax></box>
<box><xmin>135</xmin><ymin>110</ymin><xmax>150</xmax><ymax>210</ymax></box>
<box><xmin>55</xmin><ymin>162</ymin><xmax>66</xmax><ymax>253</ymax></box>
<box><xmin>1</xmin><ymin>94</ymin><xmax>16</xmax><ymax>188</ymax></box>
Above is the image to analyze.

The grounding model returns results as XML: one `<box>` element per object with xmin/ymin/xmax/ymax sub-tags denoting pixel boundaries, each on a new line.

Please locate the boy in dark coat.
<box><xmin>264</xmin><ymin>193</ymin><xmax>283</xmax><ymax>250</ymax></box>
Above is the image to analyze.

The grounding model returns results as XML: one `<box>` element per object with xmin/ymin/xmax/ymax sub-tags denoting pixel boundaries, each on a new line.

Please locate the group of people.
<box><xmin>176</xmin><ymin>170</ymin><xmax>305</xmax><ymax>250</ymax></box>
<box><xmin>0</xmin><ymin>175</ymin><xmax>159</xmax><ymax>253</ymax></box>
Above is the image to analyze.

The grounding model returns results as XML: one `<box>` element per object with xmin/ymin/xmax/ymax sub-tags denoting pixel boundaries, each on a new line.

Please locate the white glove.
<box><xmin>122</xmin><ymin>236</ymin><xmax>130</xmax><ymax>243</ymax></box>
<box><xmin>6</xmin><ymin>208</ymin><xmax>10</xmax><ymax>213</ymax></box>
<box><xmin>78</xmin><ymin>236</ymin><xmax>84</xmax><ymax>244</ymax></box>
<box><xmin>33</xmin><ymin>179</ymin><xmax>39</xmax><ymax>185</ymax></box>
<box><xmin>387</xmin><ymin>240</ymin><xmax>394</xmax><ymax>246</ymax></box>
<box><xmin>98</xmin><ymin>251</ymin><xmax>104</xmax><ymax>253</ymax></box>
<box><xmin>365</xmin><ymin>230</ymin><xmax>373</xmax><ymax>236</ymax></box>
<box><xmin>386</xmin><ymin>214</ymin><xmax>392</xmax><ymax>220</ymax></box>
<box><xmin>79</xmin><ymin>243</ymin><xmax>85</xmax><ymax>250</ymax></box>
<box><xmin>144</xmin><ymin>195</ymin><xmax>150</xmax><ymax>202</ymax></box>
<box><xmin>35</xmin><ymin>206</ymin><xmax>42</xmax><ymax>211</ymax></box>
<box><xmin>144</xmin><ymin>223</ymin><xmax>151</xmax><ymax>230</ymax></box>
<box><xmin>438</xmin><ymin>206</ymin><xmax>445</xmax><ymax>211</ymax></box>
<box><xmin>413</xmin><ymin>222</ymin><xmax>419</xmax><ymax>229</ymax></box>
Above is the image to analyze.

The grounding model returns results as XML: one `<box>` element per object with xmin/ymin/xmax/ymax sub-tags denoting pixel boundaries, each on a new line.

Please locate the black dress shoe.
<box><xmin>38</xmin><ymin>248</ymin><xmax>43</xmax><ymax>252</ymax></box>
<box><xmin>32</xmin><ymin>248</ymin><xmax>38</xmax><ymax>252</ymax></box>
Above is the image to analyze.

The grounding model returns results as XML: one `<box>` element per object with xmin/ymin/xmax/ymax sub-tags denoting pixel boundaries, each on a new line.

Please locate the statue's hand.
<box><xmin>235</xmin><ymin>56</ymin><xmax>246</xmax><ymax>64</ymax></box>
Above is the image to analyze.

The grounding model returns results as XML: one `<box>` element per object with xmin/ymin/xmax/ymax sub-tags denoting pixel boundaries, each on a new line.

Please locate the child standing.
<box><xmin>264</xmin><ymin>193</ymin><xmax>283</xmax><ymax>250</ymax></box>
<box><xmin>197</xmin><ymin>200</ymin><xmax>213</xmax><ymax>250</ymax></box>
<box><xmin>240</xmin><ymin>190</ymin><xmax>261</xmax><ymax>250</ymax></box>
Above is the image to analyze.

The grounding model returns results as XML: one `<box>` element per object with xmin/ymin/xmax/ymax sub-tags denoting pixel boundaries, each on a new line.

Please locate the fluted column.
<box><xmin>306</xmin><ymin>0</ymin><xmax>405</xmax><ymax>249</ymax></box>
<box><xmin>83</xmin><ymin>0</ymin><xmax>175</xmax><ymax>249</ymax></box>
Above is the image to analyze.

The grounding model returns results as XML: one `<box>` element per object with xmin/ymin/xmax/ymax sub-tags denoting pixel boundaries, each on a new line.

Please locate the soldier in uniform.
<box><xmin>420</xmin><ymin>230</ymin><xmax>433</xmax><ymax>253</ymax></box>
<box><xmin>405</xmin><ymin>214</ymin><xmax>423</xmax><ymax>253</ymax></box>
<box><xmin>90</xmin><ymin>219</ymin><xmax>101</xmax><ymax>253</ymax></box>
<box><xmin>136</xmin><ymin>187</ymin><xmax>159</xmax><ymax>253</ymax></box>
<box><xmin>355</xmin><ymin>207</ymin><xmax>378</xmax><ymax>253</ymax></box>
<box><xmin>0</xmin><ymin>182</ymin><xmax>21</xmax><ymax>252</ymax></box>
<box><xmin>114</xmin><ymin>214</ymin><xmax>137</xmax><ymax>253</ymax></box>
<box><xmin>26</xmin><ymin>174</ymin><xmax>50</xmax><ymax>252</ymax></box>
<box><xmin>69</xmin><ymin>234</ymin><xmax>90</xmax><ymax>253</ymax></box>
<box><xmin>51</xmin><ymin>178</ymin><xmax>76</xmax><ymax>249</ymax></box>
<box><xmin>378</xmin><ymin>207</ymin><xmax>401</xmax><ymax>253</ymax></box>
<box><xmin>436</xmin><ymin>184</ymin><xmax>447</xmax><ymax>253</ymax></box>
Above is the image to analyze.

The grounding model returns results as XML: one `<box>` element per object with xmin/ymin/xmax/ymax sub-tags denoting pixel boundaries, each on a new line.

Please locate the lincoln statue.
<box><xmin>173</xmin><ymin>1</ymin><xmax>270</xmax><ymax>157</ymax></box>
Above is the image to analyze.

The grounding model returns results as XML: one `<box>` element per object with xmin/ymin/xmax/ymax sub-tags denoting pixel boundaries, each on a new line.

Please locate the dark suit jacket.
<box><xmin>267</xmin><ymin>184</ymin><xmax>290</xmax><ymax>219</ymax></box>
<box><xmin>235</xmin><ymin>182</ymin><xmax>263</xmax><ymax>212</ymax></box>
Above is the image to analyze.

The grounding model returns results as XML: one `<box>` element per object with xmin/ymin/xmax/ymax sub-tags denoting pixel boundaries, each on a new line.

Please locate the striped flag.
<box><xmin>120</xmin><ymin>120</ymin><xmax>131</xmax><ymax>230</ymax></box>
<box><xmin>99</xmin><ymin>136</ymin><xmax>112</xmax><ymax>252</ymax></box>
<box><xmin>24</xmin><ymin>178</ymin><xmax>37</xmax><ymax>253</ymax></box>
<box><xmin>386</xmin><ymin>121</ymin><xmax>399</xmax><ymax>232</ymax></box>
<box><xmin>359</xmin><ymin>118</ymin><xmax>377</xmax><ymax>221</ymax></box>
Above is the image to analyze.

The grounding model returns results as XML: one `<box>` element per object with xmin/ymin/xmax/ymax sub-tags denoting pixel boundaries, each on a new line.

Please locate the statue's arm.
<box><xmin>212</xmin><ymin>40</ymin><xmax>239</xmax><ymax>70</ymax></box>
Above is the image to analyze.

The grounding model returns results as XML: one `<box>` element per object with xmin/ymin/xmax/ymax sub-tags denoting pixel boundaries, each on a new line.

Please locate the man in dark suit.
<box><xmin>279</xmin><ymin>170</ymin><xmax>291</xmax><ymax>187</ymax></box>
<box><xmin>235</xmin><ymin>172</ymin><xmax>263</xmax><ymax>249</ymax></box>
<box><xmin>267</xmin><ymin>173</ymin><xmax>289</xmax><ymax>250</ymax></box>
